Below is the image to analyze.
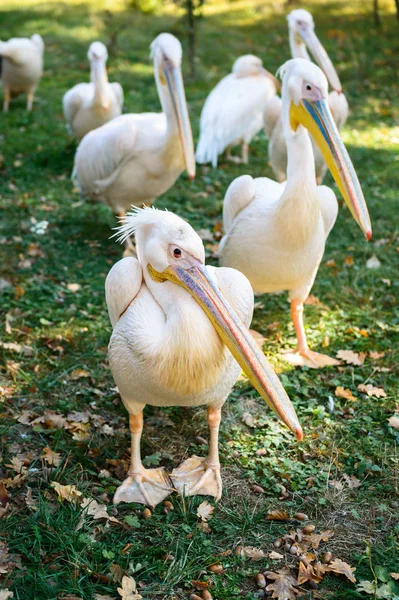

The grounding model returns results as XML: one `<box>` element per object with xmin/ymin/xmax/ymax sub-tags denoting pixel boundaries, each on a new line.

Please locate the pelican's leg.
<box><xmin>172</xmin><ymin>406</ymin><xmax>223</xmax><ymax>501</ymax></box>
<box><xmin>241</xmin><ymin>142</ymin><xmax>249</xmax><ymax>164</ymax></box>
<box><xmin>3</xmin><ymin>89</ymin><xmax>10</xmax><ymax>113</ymax></box>
<box><xmin>286</xmin><ymin>298</ymin><xmax>339</xmax><ymax>368</ymax></box>
<box><xmin>113</xmin><ymin>411</ymin><xmax>173</xmax><ymax>507</ymax></box>
<box><xmin>27</xmin><ymin>90</ymin><xmax>34</xmax><ymax>112</ymax></box>
<box><xmin>116</xmin><ymin>211</ymin><xmax>136</xmax><ymax>257</ymax></box>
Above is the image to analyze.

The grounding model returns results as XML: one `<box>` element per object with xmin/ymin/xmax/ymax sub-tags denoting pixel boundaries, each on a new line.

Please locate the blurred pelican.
<box><xmin>264</xmin><ymin>9</ymin><xmax>348</xmax><ymax>183</ymax></box>
<box><xmin>73</xmin><ymin>34</ymin><xmax>195</xmax><ymax>253</ymax></box>
<box><xmin>220</xmin><ymin>59</ymin><xmax>371</xmax><ymax>368</ymax></box>
<box><xmin>0</xmin><ymin>34</ymin><xmax>44</xmax><ymax>112</ymax></box>
<box><xmin>196</xmin><ymin>55</ymin><xmax>280</xmax><ymax>166</ymax></box>
<box><xmin>63</xmin><ymin>41</ymin><xmax>123</xmax><ymax>140</ymax></box>
<box><xmin>106</xmin><ymin>207</ymin><xmax>302</xmax><ymax>507</ymax></box>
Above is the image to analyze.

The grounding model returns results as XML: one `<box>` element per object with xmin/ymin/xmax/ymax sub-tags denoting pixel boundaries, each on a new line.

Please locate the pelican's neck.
<box><xmin>276</xmin><ymin>90</ymin><xmax>320</xmax><ymax>240</ymax></box>
<box><xmin>91</xmin><ymin>59</ymin><xmax>110</xmax><ymax>109</ymax></box>
<box><xmin>289</xmin><ymin>29</ymin><xmax>311</xmax><ymax>61</ymax></box>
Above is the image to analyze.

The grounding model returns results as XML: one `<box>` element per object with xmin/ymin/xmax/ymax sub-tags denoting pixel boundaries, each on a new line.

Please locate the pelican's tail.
<box><xmin>195</xmin><ymin>131</ymin><xmax>219</xmax><ymax>168</ymax></box>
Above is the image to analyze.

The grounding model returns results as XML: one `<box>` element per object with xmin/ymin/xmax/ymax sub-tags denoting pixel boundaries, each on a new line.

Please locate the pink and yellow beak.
<box><xmin>290</xmin><ymin>98</ymin><xmax>372</xmax><ymax>239</ymax></box>
<box><xmin>163</xmin><ymin>65</ymin><xmax>196</xmax><ymax>181</ymax></box>
<box><xmin>149</xmin><ymin>262</ymin><xmax>303</xmax><ymax>441</ymax></box>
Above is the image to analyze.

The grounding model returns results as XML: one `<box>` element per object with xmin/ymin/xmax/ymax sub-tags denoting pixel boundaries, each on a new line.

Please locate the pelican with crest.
<box><xmin>220</xmin><ymin>59</ymin><xmax>371</xmax><ymax>368</ymax></box>
<box><xmin>73</xmin><ymin>34</ymin><xmax>195</xmax><ymax>253</ymax></box>
<box><xmin>106</xmin><ymin>207</ymin><xmax>302</xmax><ymax>507</ymax></box>
<box><xmin>264</xmin><ymin>10</ymin><xmax>349</xmax><ymax>184</ymax></box>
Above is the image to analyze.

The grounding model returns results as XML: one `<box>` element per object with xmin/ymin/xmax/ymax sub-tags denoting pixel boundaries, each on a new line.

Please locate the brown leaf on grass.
<box><xmin>31</xmin><ymin>410</ymin><xmax>67</xmax><ymax>429</ymax></box>
<box><xmin>325</xmin><ymin>558</ymin><xmax>356</xmax><ymax>583</ymax></box>
<box><xmin>109</xmin><ymin>563</ymin><xmax>125</xmax><ymax>583</ymax></box>
<box><xmin>297</xmin><ymin>561</ymin><xmax>323</xmax><ymax>585</ymax></box>
<box><xmin>336</xmin><ymin>350</ymin><xmax>365</xmax><ymax>366</ymax></box>
<box><xmin>197</xmin><ymin>520</ymin><xmax>212</xmax><ymax>534</ymax></box>
<box><xmin>25</xmin><ymin>488</ymin><xmax>38</xmax><ymax>511</ymax></box>
<box><xmin>266</xmin><ymin>569</ymin><xmax>300</xmax><ymax>599</ymax></box>
<box><xmin>391</xmin><ymin>573</ymin><xmax>399</xmax><ymax>580</ymax></box>
<box><xmin>41</xmin><ymin>446</ymin><xmax>62</xmax><ymax>466</ymax></box>
<box><xmin>0</xmin><ymin>589</ymin><xmax>14</xmax><ymax>600</ymax></box>
<box><xmin>343</xmin><ymin>474</ymin><xmax>361</xmax><ymax>489</ymax></box>
<box><xmin>191</xmin><ymin>580</ymin><xmax>209</xmax><ymax>591</ymax></box>
<box><xmin>357</xmin><ymin>384</ymin><xmax>387</xmax><ymax>398</ymax></box>
<box><xmin>6</xmin><ymin>360</ymin><xmax>20</xmax><ymax>380</ymax></box>
<box><xmin>196</xmin><ymin>500</ymin><xmax>214</xmax><ymax>522</ymax></box>
<box><xmin>66</xmin><ymin>410</ymin><xmax>91</xmax><ymax>423</ymax></box>
<box><xmin>302</xmin><ymin>530</ymin><xmax>334</xmax><ymax>549</ymax></box>
<box><xmin>69</xmin><ymin>368</ymin><xmax>90</xmax><ymax>380</ymax></box>
<box><xmin>67</xmin><ymin>421</ymin><xmax>91</xmax><ymax>441</ymax></box>
<box><xmin>51</xmin><ymin>482</ymin><xmax>82</xmax><ymax>502</ymax></box>
<box><xmin>5</xmin><ymin>456</ymin><xmax>27</xmax><ymax>474</ymax></box>
<box><xmin>117</xmin><ymin>575</ymin><xmax>142</xmax><ymax>600</ymax></box>
<box><xmin>269</xmin><ymin>551</ymin><xmax>284</xmax><ymax>560</ymax></box>
<box><xmin>388</xmin><ymin>416</ymin><xmax>399</xmax><ymax>429</ymax></box>
<box><xmin>77</xmin><ymin>498</ymin><xmax>120</xmax><ymax>530</ymax></box>
<box><xmin>235</xmin><ymin>546</ymin><xmax>266</xmax><ymax>560</ymax></box>
<box><xmin>369</xmin><ymin>351</ymin><xmax>385</xmax><ymax>360</ymax></box>
<box><xmin>335</xmin><ymin>387</ymin><xmax>357</xmax><ymax>401</ymax></box>
<box><xmin>266</xmin><ymin>509</ymin><xmax>290</xmax><ymax>521</ymax></box>
<box><xmin>241</xmin><ymin>411</ymin><xmax>256</xmax><ymax>428</ymax></box>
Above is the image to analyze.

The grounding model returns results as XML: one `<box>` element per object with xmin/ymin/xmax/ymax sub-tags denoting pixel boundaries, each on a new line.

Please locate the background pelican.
<box><xmin>264</xmin><ymin>9</ymin><xmax>349</xmax><ymax>183</ymax></box>
<box><xmin>196</xmin><ymin>55</ymin><xmax>280</xmax><ymax>166</ymax></box>
<box><xmin>106</xmin><ymin>207</ymin><xmax>302</xmax><ymax>507</ymax></box>
<box><xmin>62</xmin><ymin>41</ymin><xmax>123</xmax><ymax>140</ymax></box>
<box><xmin>73</xmin><ymin>33</ymin><xmax>195</xmax><ymax>252</ymax></box>
<box><xmin>0</xmin><ymin>34</ymin><xmax>44</xmax><ymax>112</ymax></box>
<box><xmin>220</xmin><ymin>59</ymin><xmax>371</xmax><ymax>368</ymax></box>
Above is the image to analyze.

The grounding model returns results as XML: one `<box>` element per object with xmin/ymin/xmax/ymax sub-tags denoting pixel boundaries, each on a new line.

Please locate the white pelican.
<box><xmin>0</xmin><ymin>34</ymin><xmax>44</xmax><ymax>112</ymax></box>
<box><xmin>264</xmin><ymin>9</ymin><xmax>349</xmax><ymax>184</ymax></box>
<box><xmin>106</xmin><ymin>207</ymin><xmax>302</xmax><ymax>507</ymax></box>
<box><xmin>62</xmin><ymin>41</ymin><xmax>123</xmax><ymax>140</ymax></box>
<box><xmin>196</xmin><ymin>55</ymin><xmax>280</xmax><ymax>166</ymax></box>
<box><xmin>220</xmin><ymin>59</ymin><xmax>371</xmax><ymax>368</ymax></box>
<box><xmin>73</xmin><ymin>33</ymin><xmax>195</xmax><ymax>252</ymax></box>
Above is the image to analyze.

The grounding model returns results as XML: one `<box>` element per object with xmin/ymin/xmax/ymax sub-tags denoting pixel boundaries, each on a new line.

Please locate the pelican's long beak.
<box><xmin>290</xmin><ymin>98</ymin><xmax>372</xmax><ymax>239</ymax></box>
<box><xmin>148</xmin><ymin>263</ymin><xmax>303</xmax><ymax>441</ymax></box>
<box><xmin>164</xmin><ymin>66</ymin><xmax>196</xmax><ymax>180</ymax></box>
<box><xmin>299</xmin><ymin>25</ymin><xmax>342</xmax><ymax>92</ymax></box>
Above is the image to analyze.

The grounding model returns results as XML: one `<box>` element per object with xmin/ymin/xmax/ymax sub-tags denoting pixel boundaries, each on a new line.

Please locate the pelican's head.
<box><xmin>151</xmin><ymin>33</ymin><xmax>195</xmax><ymax>180</ymax></box>
<box><xmin>280</xmin><ymin>59</ymin><xmax>371</xmax><ymax>239</ymax></box>
<box><xmin>232</xmin><ymin>55</ymin><xmax>281</xmax><ymax>90</ymax></box>
<box><xmin>117</xmin><ymin>207</ymin><xmax>303</xmax><ymax>442</ymax></box>
<box><xmin>287</xmin><ymin>9</ymin><xmax>342</xmax><ymax>93</ymax></box>
<box><xmin>88</xmin><ymin>41</ymin><xmax>108</xmax><ymax>63</ymax></box>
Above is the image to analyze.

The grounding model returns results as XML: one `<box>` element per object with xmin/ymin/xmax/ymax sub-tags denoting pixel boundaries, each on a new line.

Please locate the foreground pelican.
<box><xmin>196</xmin><ymin>55</ymin><xmax>279</xmax><ymax>166</ymax></box>
<box><xmin>106</xmin><ymin>208</ymin><xmax>302</xmax><ymax>506</ymax></box>
<box><xmin>220</xmin><ymin>59</ymin><xmax>371</xmax><ymax>368</ymax></box>
<box><xmin>264</xmin><ymin>10</ymin><xmax>348</xmax><ymax>183</ymax></box>
<box><xmin>63</xmin><ymin>41</ymin><xmax>123</xmax><ymax>140</ymax></box>
<box><xmin>0</xmin><ymin>34</ymin><xmax>44</xmax><ymax>112</ymax></box>
<box><xmin>73</xmin><ymin>34</ymin><xmax>195</xmax><ymax>252</ymax></box>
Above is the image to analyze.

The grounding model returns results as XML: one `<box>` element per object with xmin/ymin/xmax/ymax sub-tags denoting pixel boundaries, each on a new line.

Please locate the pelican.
<box><xmin>219</xmin><ymin>59</ymin><xmax>371</xmax><ymax>368</ymax></box>
<box><xmin>264</xmin><ymin>9</ymin><xmax>349</xmax><ymax>184</ymax></box>
<box><xmin>73</xmin><ymin>33</ymin><xmax>195</xmax><ymax>253</ymax></box>
<box><xmin>105</xmin><ymin>207</ymin><xmax>302</xmax><ymax>507</ymax></box>
<box><xmin>62</xmin><ymin>41</ymin><xmax>123</xmax><ymax>140</ymax></box>
<box><xmin>196</xmin><ymin>55</ymin><xmax>280</xmax><ymax>166</ymax></box>
<box><xmin>0</xmin><ymin>34</ymin><xmax>44</xmax><ymax>112</ymax></box>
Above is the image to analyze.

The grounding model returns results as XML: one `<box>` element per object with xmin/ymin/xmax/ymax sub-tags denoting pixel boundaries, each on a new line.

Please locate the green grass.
<box><xmin>1</xmin><ymin>0</ymin><xmax>399</xmax><ymax>598</ymax></box>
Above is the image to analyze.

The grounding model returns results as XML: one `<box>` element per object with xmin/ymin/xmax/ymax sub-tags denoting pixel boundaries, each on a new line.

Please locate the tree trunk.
<box><xmin>186</xmin><ymin>0</ymin><xmax>196</xmax><ymax>78</ymax></box>
<box><xmin>394</xmin><ymin>0</ymin><xmax>399</xmax><ymax>22</ymax></box>
<box><xmin>373</xmin><ymin>0</ymin><xmax>381</xmax><ymax>26</ymax></box>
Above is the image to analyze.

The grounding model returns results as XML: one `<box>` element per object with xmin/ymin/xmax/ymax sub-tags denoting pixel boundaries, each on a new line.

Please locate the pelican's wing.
<box><xmin>211</xmin><ymin>266</ymin><xmax>254</xmax><ymax>328</ymax></box>
<box><xmin>263</xmin><ymin>94</ymin><xmax>282</xmax><ymax>139</ymax></box>
<box><xmin>222</xmin><ymin>174</ymin><xmax>257</xmax><ymax>234</ymax></box>
<box><xmin>73</xmin><ymin>114</ymin><xmax>139</xmax><ymax>196</ymax></box>
<box><xmin>105</xmin><ymin>257</ymin><xmax>143</xmax><ymax>328</ymax></box>
<box><xmin>63</xmin><ymin>83</ymin><xmax>90</xmax><ymax>126</ymax></box>
<box><xmin>196</xmin><ymin>74</ymin><xmax>275</xmax><ymax>166</ymax></box>
<box><xmin>317</xmin><ymin>185</ymin><xmax>338</xmax><ymax>238</ymax></box>
<box><xmin>110</xmin><ymin>82</ymin><xmax>124</xmax><ymax>111</ymax></box>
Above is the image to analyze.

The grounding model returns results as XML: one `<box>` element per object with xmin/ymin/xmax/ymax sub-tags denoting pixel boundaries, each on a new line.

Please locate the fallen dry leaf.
<box><xmin>67</xmin><ymin>283</ymin><xmax>81</xmax><ymax>293</ymax></box>
<box><xmin>269</xmin><ymin>551</ymin><xmax>284</xmax><ymax>560</ymax></box>
<box><xmin>302</xmin><ymin>530</ymin><xmax>334</xmax><ymax>549</ymax></box>
<box><xmin>391</xmin><ymin>573</ymin><xmax>399</xmax><ymax>580</ymax></box>
<box><xmin>196</xmin><ymin>500</ymin><xmax>214</xmax><ymax>522</ymax></box>
<box><xmin>69</xmin><ymin>368</ymin><xmax>90</xmax><ymax>380</ymax></box>
<box><xmin>337</xmin><ymin>350</ymin><xmax>365</xmax><ymax>366</ymax></box>
<box><xmin>297</xmin><ymin>561</ymin><xmax>323</xmax><ymax>585</ymax></box>
<box><xmin>51</xmin><ymin>482</ymin><xmax>82</xmax><ymax>502</ymax></box>
<box><xmin>369</xmin><ymin>351</ymin><xmax>385</xmax><ymax>360</ymax></box>
<box><xmin>335</xmin><ymin>386</ymin><xmax>357</xmax><ymax>401</ymax></box>
<box><xmin>357</xmin><ymin>384</ymin><xmax>387</xmax><ymax>398</ymax></box>
<box><xmin>235</xmin><ymin>546</ymin><xmax>265</xmax><ymax>560</ymax></box>
<box><xmin>117</xmin><ymin>575</ymin><xmax>142</xmax><ymax>600</ymax></box>
<box><xmin>0</xmin><ymin>589</ymin><xmax>13</xmax><ymax>600</ymax></box>
<box><xmin>25</xmin><ymin>488</ymin><xmax>38</xmax><ymax>511</ymax></box>
<box><xmin>366</xmin><ymin>255</ymin><xmax>381</xmax><ymax>269</ymax></box>
<box><xmin>266</xmin><ymin>509</ymin><xmax>290</xmax><ymax>521</ymax></box>
<box><xmin>241</xmin><ymin>411</ymin><xmax>256</xmax><ymax>428</ymax></box>
<box><xmin>5</xmin><ymin>457</ymin><xmax>27</xmax><ymax>474</ymax></box>
<box><xmin>77</xmin><ymin>497</ymin><xmax>120</xmax><ymax>530</ymax></box>
<box><xmin>326</xmin><ymin>558</ymin><xmax>356</xmax><ymax>583</ymax></box>
<box><xmin>266</xmin><ymin>569</ymin><xmax>300</xmax><ymax>599</ymax></box>
<box><xmin>343</xmin><ymin>474</ymin><xmax>361</xmax><ymax>489</ymax></box>
<box><xmin>388</xmin><ymin>415</ymin><xmax>399</xmax><ymax>429</ymax></box>
<box><xmin>41</xmin><ymin>446</ymin><xmax>62</xmax><ymax>466</ymax></box>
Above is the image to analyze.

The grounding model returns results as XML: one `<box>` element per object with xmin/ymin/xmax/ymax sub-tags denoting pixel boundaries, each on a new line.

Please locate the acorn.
<box><xmin>322</xmin><ymin>552</ymin><xmax>333</xmax><ymax>564</ymax></box>
<box><xmin>190</xmin><ymin>595</ymin><xmax>202</xmax><ymax>600</ymax></box>
<box><xmin>290</xmin><ymin>545</ymin><xmax>299</xmax><ymax>556</ymax></box>
<box><xmin>273</xmin><ymin>538</ymin><xmax>283</xmax><ymax>548</ymax></box>
<box><xmin>202</xmin><ymin>591</ymin><xmax>213</xmax><ymax>600</ymax></box>
<box><xmin>256</xmin><ymin>573</ymin><xmax>267</xmax><ymax>588</ymax></box>
<box><xmin>163</xmin><ymin>500</ymin><xmax>174</xmax><ymax>513</ymax></box>
<box><xmin>209</xmin><ymin>564</ymin><xmax>223</xmax><ymax>574</ymax></box>
<box><xmin>294</xmin><ymin>512</ymin><xmax>308</xmax><ymax>521</ymax></box>
<box><xmin>142</xmin><ymin>508</ymin><xmax>151</xmax><ymax>519</ymax></box>
<box><xmin>302</xmin><ymin>524</ymin><xmax>315</xmax><ymax>534</ymax></box>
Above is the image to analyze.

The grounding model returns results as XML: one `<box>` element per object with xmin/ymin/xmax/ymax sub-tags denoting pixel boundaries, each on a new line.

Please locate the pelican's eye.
<box><xmin>173</xmin><ymin>248</ymin><xmax>182</xmax><ymax>258</ymax></box>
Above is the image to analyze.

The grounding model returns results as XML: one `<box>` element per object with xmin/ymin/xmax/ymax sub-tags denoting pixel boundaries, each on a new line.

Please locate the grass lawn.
<box><xmin>0</xmin><ymin>0</ymin><xmax>399</xmax><ymax>598</ymax></box>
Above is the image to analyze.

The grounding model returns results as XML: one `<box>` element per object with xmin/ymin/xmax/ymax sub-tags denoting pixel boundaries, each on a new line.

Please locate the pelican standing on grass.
<box><xmin>264</xmin><ymin>10</ymin><xmax>349</xmax><ymax>183</ymax></box>
<box><xmin>196</xmin><ymin>55</ymin><xmax>280</xmax><ymax>166</ymax></box>
<box><xmin>106</xmin><ymin>207</ymin><xmax>302</xmax><ymax>507</ymax></box>
<box><xmin>0</xmin><ymin>34</ymin><xmax>44</xmax><ymax>112</ymax></box>
<box><xmin>62</xmin><ymin>41</ymin><xmax>123</xmax><ymax>140</ymax></box>
<box><xmin>73</xmin><ymin>34</ymin><xmax>195</xmax><ymax>253</ymax></box>
<box><xmin>220</xmin><ymin>59</ymin><xmax>371</xmax><ymax>368</ymax></box>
